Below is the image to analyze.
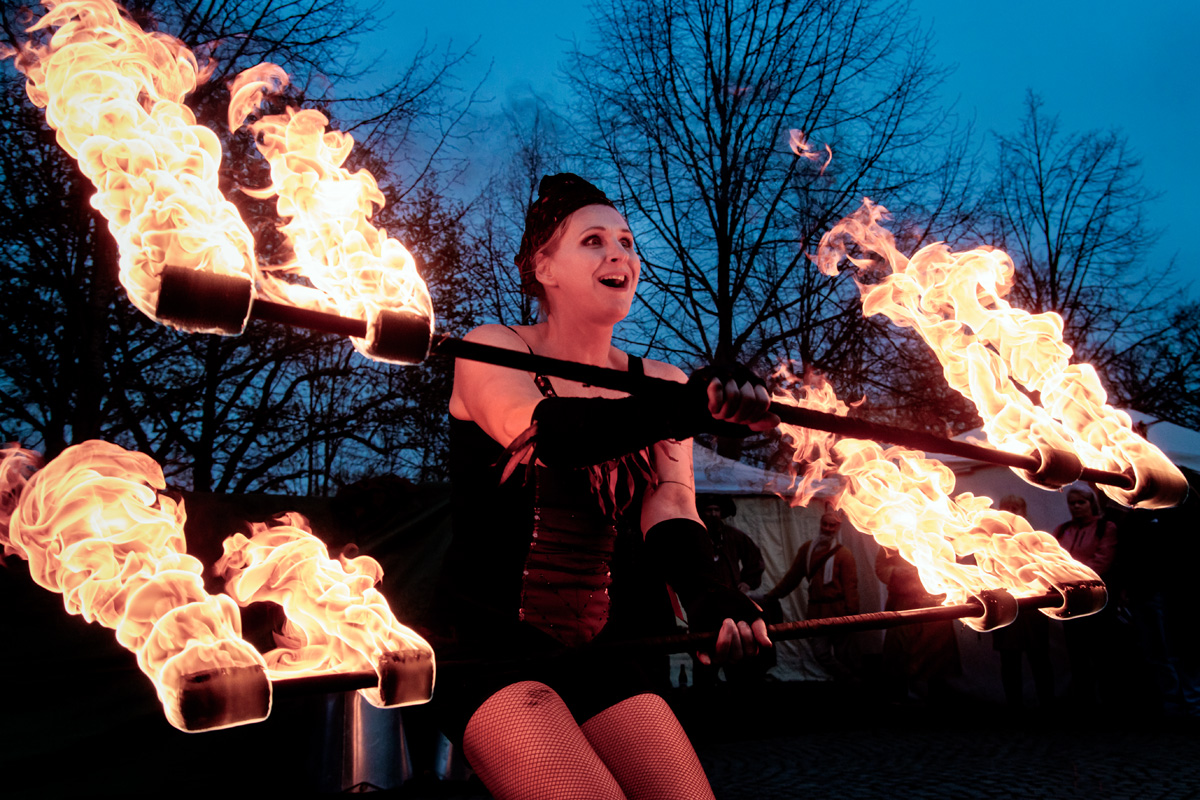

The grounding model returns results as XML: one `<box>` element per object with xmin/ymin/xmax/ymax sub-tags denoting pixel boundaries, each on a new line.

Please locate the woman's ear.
<box><xmin>534</xmin><ymin>252</ymin><xmax>558</xmax><ymax>291</ymax></box>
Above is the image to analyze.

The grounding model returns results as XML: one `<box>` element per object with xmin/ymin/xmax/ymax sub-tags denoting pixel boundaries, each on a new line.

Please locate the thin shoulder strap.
<box><xmin>503</xmin><ymin>325</ymin><xmax>532</xmax><ymax>352</ymax></box>
<box><xmin>627</xmin><ymin>354</ymin><xmax>644</xmax><ymax>378</ymax></box>
<box><xmin>504</xmin><ymin>325</ymin><xmax>557</xmax><ymax>398</ymax></box>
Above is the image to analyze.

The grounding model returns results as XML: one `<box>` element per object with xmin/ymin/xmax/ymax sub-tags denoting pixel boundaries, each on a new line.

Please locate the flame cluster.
<box><xmin>217</xmin><ymin>512</ymin><xmax>432</xmax><ymax>708</ymax></box>
<box><xmin>228</xmin><ymin>65</ymin><xmax>433</xmax><ymax>361</ymax></box>
<box><xmin>815</xmin><ymin>199</ymin><xmax>1180</xmax><ymax>508</ymax></box>
<box><xmin>0</xmin><ymin>442</ymin><xmax>266</xmax><ymax>730</ymax></box>
<box><xmin>0</xmin><ymin>442</ymin><xmax>430</xmax><ymax>727</ymax></box>
<box><xmin>789</xmin><ymin>129</ymin><xmax>832</xmax><ymax>177</ymax></box>
<box><xmin>6</xmin><ymin>0</ymin><xmax>257</xmax><ymax>329</ymax></box>
<box><xmin>773</xmin><ymin>368</ymin><xmax>1099</xmax><ymax>617</ymax></box>
<box><xmin>772</xmin><ymin>197</ymin><xmax>1184</xmax><ymax>612</ymax></box>
<box><xmin>3</xmin><ymin>0</ymin><xmax>434</xmax><ymax>347</ymax></box>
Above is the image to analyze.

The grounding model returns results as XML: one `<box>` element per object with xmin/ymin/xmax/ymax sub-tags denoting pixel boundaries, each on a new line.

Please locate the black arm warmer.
<box><xmin>643</xmin><ymin>518</ymin><xmax>763</xmax><ymax>631</ymax></box>
<box><xmin>531</xmin><ymin>395</ymin><xmax>686</xmax><ymax>468</ymax></box>
<box><xmin>531</xmin><ymin>363</ymin><xmax>770</xmax><ymax>469</ymax></box>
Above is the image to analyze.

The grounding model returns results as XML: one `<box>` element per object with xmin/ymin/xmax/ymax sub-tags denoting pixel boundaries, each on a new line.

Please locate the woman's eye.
<box><xmin>621</xmin><ymin>238</ymin><xmax>634</xmax><ymax>249</ymax></box>
<box><xmin>583</xmin><ymin>235</ymin><xmax>601</xmax><ymax>245</ymax></box>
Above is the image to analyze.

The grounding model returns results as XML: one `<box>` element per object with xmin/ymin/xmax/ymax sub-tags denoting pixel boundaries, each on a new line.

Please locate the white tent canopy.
<box><xmin>691</xmin><ymin>444</ymin><xmax>881</xmax><ymax>681</ymax></box>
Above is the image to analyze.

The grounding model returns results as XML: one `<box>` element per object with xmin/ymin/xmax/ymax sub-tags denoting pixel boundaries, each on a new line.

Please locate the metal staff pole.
<box><xmin>433</xmin><ymin>336</ymin><xmax>1129</xmax><ymax>488</ymax></box>
<box><xmin>153</xmin><ymin>271</ymin><xmax>1185</xmax><ymax>506</ymax></box>
<box><xmin>246</xmin><ymin>296</ymin><xmax>1140</xmax><ymax>491</ymax></box>
<box><xmin>271</xmin><ymin>589</ymin><xmax>1088</xmax><ymax>698</ymax></box>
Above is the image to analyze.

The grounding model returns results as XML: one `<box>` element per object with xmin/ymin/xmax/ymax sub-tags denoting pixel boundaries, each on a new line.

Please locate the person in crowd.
<box><xmin>691</xmin><ymin>494</ymin><xmax>772</xmax><ymax>685</ymax></box>
<box><xmin>763</xmin><ymin>512</ymin><xmax>860</xmax><ymax>680</ymax></box>
<box><xmin>697</xmin><ymin>494</ymin><xmax>765</xmax><ymax>596</ymax></box>
<box><xmin>1113</xmin><ymin>426</ymin><xmax>1199</xmax><ymax>716</ymax></box>
<box><xmin>874</xmin><ymin>545</ymin><xmax>961</xmax><ymax>703</ymax></box>
<box><xmin>990</xmin><ymin>494</ymin><xmax>1054</xmax><ymax>709</ymax></box>
<box><xmin>432</xmin><ymin>173</ymin><xmax>777</xmax><ymax>800</ymax></box>
<box><xmin>1053</xmin><ymin>486</ymin><xmax>1118</xmax><ymax>706</ymax></box>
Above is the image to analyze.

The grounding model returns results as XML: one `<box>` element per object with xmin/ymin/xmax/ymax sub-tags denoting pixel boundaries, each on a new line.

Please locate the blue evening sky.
<box><xmin>365</xmin><ymin>0</ymin><xmax>1199</xmax><ymax>300</ymax></box>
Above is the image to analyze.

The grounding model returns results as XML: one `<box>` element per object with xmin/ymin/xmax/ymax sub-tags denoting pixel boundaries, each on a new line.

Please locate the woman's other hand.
<box><xmin>705</xmin><ymin>376</ymin><xmax>780</xmax><ymax>433</ymax></box>
<box><xmin>696</xmin><ymin>617</ymin><xmax>773</xmax><ymax>666</ymax></box>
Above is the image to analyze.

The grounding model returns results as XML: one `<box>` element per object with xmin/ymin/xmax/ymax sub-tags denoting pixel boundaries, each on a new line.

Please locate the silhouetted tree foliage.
<box><xmin>0</xmin><ymin>0</ymin><xmax>1193</xmax><ymax>493</ymax></box>
<box><xmin>567</xmin><ymin>0</ymin><xmax>962</xmax><ymax>363</ymax></box>
<box><xmin>1110</xmin><ymin>302</ymin><xmax>1200</xmax><ymax>430</ymax></box>
<box><xmin>984</xmin><ymin>91</ymin><xmax>1168</xmax><ymax>373</ymax></box>
<box><xmin>974</xmin><ymin>91</ymin><xmax>1199</xmax><ymax>428</ymax></box>
<box><xmin>470</xmin><ymin>99</ymin><xmax>569</xmax><ymax>327</ymax></box>
<box><xmin>565</xmin><ymin>0</ymin><xmax>985</xmax><ymax>460</ymax></box>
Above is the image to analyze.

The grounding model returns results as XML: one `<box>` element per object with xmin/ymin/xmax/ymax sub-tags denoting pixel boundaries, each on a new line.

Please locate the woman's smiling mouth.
<box><xmin>598</xmin><ymin>274</ymin><xmax>628</xmax><ymax>288</ymax></box>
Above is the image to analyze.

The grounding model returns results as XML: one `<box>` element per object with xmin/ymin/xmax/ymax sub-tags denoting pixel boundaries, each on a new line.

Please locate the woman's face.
<box><xmin>536</xmin><ymin>204</ymin><xmax>639</xmax><ymax>323</ymax></box>
<box><xmin>1067</xmin><ymin>491</ymin><xmax>1095</xmax><ymax>522</ymax></box>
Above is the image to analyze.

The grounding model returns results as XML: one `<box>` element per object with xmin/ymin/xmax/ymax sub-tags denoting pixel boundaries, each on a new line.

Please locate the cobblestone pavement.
<box><xmin>6</xmin><ymin>669</ymin><xmax>1196</xmax><ymax>797</ymax></box>
<box><xmin>389</xmin><ymin>682</ymin><xmax>1200</xmax><ymax>799</ymax></box>
<box><xmin>693</xmin><ymin>699</ymin><xmax>1200</xmax><ymax>800</ymax></box>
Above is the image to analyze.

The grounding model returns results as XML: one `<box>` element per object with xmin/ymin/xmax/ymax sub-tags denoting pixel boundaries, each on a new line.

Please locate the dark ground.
<box><xmin>4</xmin><ymin>546</ymin><xmax>1198</xmax><ymax>799</ymax></box>
<box><xmin>386</xmin><ymin>681</ymin><xmax>1200</xmax><ymax>800</ymax></box>
<box><xmin>5</xmin><ymin>484</ymin><xmax>1198</xmax><ymax>798</ymax></box>
<box><xmin>4</xmin><ymin>657</ymin><xmax>1197</xmax><ymax>799</ymax></box>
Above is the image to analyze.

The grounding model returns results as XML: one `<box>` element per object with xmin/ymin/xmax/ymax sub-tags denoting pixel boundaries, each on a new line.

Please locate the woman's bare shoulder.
<box><xmin>639</xmin><ymin>356</ymin><xmax>687</xmax><ymax>383</ymax></box>
<box><xmin>462</xmin><ymin>323</ymin><xmax>531</xmax><ymax>350</ymax></box>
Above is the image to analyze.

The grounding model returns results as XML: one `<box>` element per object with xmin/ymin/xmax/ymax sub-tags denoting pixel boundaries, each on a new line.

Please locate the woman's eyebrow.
<box><xmin>579</xmin><ymin>225</ymin><xmax>634</xmax><ymax>235</ymax></box>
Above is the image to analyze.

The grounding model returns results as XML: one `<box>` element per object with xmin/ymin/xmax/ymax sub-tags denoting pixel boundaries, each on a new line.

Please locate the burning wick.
<box><xmin>0</xmin><ymin>442</ymin><xmax>435</xmax><ymax>729</ymax></box>
<box><xmin>5</xmin><ymin>0</ymin><xmax>435</xmax><ymax>360</ymax></box>
<box><xmin>3</xmin><ymin>0</ymin><xmax>259</xmax><ymax>333</ymax></box>
<box><xmin>224</xmin><ymin>63</ymin><xmax>434</xmax><ymax>363</ymax></box>
<box><xmin>216</xmin><ymin>512</ymin><xmax>434</xmax><ymax>708</ymax></box>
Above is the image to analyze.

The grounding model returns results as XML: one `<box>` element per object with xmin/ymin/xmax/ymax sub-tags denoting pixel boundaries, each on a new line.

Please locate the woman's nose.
<box><xmin>607</xmin><ymin>242</ymin><xmax>628</xmax><ymax>261</ymax></box>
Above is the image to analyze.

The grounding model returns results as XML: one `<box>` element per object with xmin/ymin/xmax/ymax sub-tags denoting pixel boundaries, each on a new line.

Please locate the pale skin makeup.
<box><xmin>449</xmin><ymin>203</ymin><xmax>778</xmax><ymax>665</ymax></box>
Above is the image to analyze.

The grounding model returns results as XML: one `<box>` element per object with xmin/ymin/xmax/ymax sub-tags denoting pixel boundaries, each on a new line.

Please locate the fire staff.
<box><xmin>429</xmin><ymin>174</ymin><xmax>778</xmax><ymax>800</ymax></box>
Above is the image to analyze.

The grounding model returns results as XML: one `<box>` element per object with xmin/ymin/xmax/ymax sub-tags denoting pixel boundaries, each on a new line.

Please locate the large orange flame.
<box><xmin>4</xmin><ymin>0</ymin><xmax>258</xmax><ymax>330</ymax></box>
<box><xmin>773</xmin><ymin>368</ymin><xmax>1098</xmax><ymax>623</ymax></box>
<box><xmin>215</xmin><ymin>512</ymin><xmax>434</xmax><ymax>707</ymax></box>
<box><xmin>0</xmin><ymin>441</ymin><xmax>268</xmax><ymax>731</ymax></box>
<box><xmin>228</xmin><ymin>64</ymin><xmax>434</xmax><ymax>362</ymax></box>
<box><xmin>814</xmin><ymin>199</ymin><xmax>1184</xmax><ymax>509</ymax></box>
<box><xmin>6</xmin><ymin>1</ymin><xmax>435</xmax><ymax>354</ymax></box>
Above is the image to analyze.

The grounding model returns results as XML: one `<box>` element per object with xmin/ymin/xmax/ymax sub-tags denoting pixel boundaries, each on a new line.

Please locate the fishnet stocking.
<box><xmin>581</xmin><ymin>693</ymin><xmax>715</xmax><ymax>800</ymax></box>
<box><xmin>462</xmin><ymin>681</ymin><xmax>627</xmax><ymax>800</ymax></box>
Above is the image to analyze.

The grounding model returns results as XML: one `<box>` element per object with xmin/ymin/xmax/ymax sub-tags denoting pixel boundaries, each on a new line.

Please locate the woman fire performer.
<box><xmin>432</xmin><ymin>174</ymin><xmax>777</xmax><ymax>799</ymax></box>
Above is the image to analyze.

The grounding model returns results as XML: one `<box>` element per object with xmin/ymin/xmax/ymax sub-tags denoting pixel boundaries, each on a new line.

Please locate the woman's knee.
<box><xmin>465</xmin><ymin>681</ymin><xmax>567</xmax><ymax>740</ymax></box>
<box><xmin>582</xmin><ymin>692</ymin><xmax>670</xmax><ymax>730</ymax></box>
<box><xmin>462</xmin><ymin>681</ymin><xmax>627</xmax><ymax>800</ymax></box>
